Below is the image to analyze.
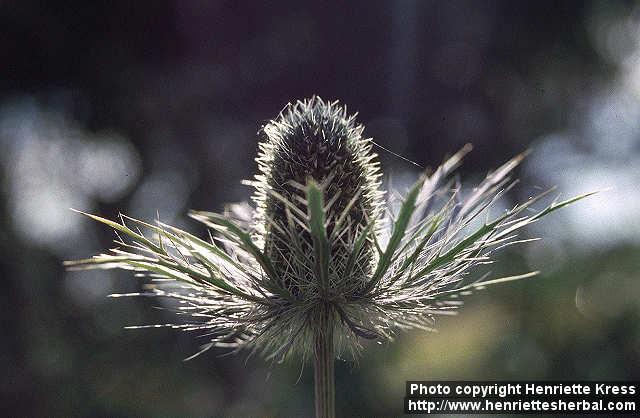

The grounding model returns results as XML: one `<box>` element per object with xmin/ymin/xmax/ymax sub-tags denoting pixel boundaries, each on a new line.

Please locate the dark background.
<box><xmin>1</xmin><ymin>1</ymin><xmax>639</xmax><ymax>416</ymax></box>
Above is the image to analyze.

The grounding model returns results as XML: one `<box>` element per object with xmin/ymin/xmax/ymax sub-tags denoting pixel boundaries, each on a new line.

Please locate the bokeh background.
<box><xmin>2</xmin><ymin>1</ymin><xmax>639</xmax><ymax>416</ymax></box>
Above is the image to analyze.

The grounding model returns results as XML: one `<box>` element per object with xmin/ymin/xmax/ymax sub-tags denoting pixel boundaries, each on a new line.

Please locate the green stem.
<box><xmin>314</xmin><ymin>304</ymin><xmax>335</xmax><ymax>418</ymax></box>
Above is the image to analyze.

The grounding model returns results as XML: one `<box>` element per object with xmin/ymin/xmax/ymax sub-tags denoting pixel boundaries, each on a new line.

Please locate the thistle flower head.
<box><xmin>66</xmin><ymin>97</ymin><xmax>594</xmax><ymax>362</ymax></box>
<box><xmin>253</xmin><ymin>97</ymin><xmax>383</xmax><ymax>298</ymax></box>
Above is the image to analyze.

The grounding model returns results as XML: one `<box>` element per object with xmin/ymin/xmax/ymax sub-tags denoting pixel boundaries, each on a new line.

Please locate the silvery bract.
<box><xmin>67</xmin><ymin>97</ymin><xmax>592</xmax><ymax>363</ymax></box>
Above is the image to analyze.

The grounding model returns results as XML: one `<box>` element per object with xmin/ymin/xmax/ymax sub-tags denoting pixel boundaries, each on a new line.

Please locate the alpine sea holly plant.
<box><xmin>66</xmin><ymin>97</ymin><xmax>593</xmax><ymax>418</ymax></box>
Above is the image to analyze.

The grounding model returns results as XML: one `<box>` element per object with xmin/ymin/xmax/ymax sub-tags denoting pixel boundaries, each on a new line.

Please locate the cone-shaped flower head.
<box><xmin>253</xmin><ymin>97</ymin><xmax>383</xmax><ymax>298</ymax></box>
<box><xmin>66</xmin><ymin>97</ymin><xmax>593</xmax><ymax>361</ymax></box>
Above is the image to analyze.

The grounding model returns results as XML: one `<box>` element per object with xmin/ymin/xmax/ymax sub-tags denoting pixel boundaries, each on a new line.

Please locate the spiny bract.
<box><xmin>66</xmin><ymin>97</ymin><xmax>593</xmax><ymax>362</ymax></box>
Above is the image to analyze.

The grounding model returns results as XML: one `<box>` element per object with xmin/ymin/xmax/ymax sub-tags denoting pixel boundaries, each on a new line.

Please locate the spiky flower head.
<box><xmin>66</xmin><ymin>97</ymin><xmax>593</xmax><ymax>362</ymax></box>
<box><xmin>253</xmin><ymin>97</ymin><xmax>383</xmax><ymax>298</ymax></box>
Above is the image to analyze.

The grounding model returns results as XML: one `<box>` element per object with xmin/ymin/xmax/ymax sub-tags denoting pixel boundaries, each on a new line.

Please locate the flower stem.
<box><xmin>314</xmin><ymin>304</ymin><xmax>335</xmax><ymax>418</ymax></box>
